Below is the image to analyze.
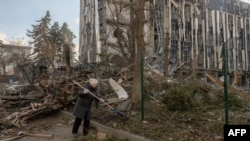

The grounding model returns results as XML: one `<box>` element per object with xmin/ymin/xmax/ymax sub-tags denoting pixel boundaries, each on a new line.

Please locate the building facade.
<box><xmin>0</xmin><ymin>42</ymin><xmax>31</xmax><ymax>75</ymax></box>
<box><xmin>79</xmin><ymin>0</ymin><xmax>250</xmax><ymax>83</ymax></box>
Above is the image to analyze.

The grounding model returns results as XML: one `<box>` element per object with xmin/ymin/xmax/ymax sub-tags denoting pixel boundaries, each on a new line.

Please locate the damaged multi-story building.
<box><xmin>79</xmin><ymin>0</ymin><xmax>134</xmax><ymax>67</ymax></box>
<box><xmin>79</xmin><ymin>0</ymin><xmax>250</xmax><ymax>86</ymax></box>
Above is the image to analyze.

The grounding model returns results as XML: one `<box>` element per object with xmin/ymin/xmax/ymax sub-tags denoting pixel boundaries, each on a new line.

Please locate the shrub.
<box><xmin>163</xmin><ymin>78</ymin><xmax>200</xmax><ymax>111</ymax></box>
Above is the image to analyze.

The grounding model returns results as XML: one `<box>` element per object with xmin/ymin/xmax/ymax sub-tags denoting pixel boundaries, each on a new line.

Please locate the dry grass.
<box><xmin>93</xmin><ymin>78</ymin><xmax>250</xmax><ymax>141</ymax></box>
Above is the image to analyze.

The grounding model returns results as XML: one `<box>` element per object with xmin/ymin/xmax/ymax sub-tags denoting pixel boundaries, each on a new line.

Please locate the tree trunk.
<box><xmin>64</xmin><ymin>43</ymin><xmax>71</xmax><ymax>78</ymax></box>
<box><xmin>129</xmin><ymin>2</ymin><xmax>136</xmax><ymax>64</ymax></box>
<box><xmin>63</xmin><ymin>34</ymin><xmax>71</xmax><ymax>79</ymax></box>
<box><xmin>132</xmin><ymin>0</ymin><xmax>145</xmax><ymax>104</ymax></box>
<box><xmin>3</xmin><ymin>65</ymin><xmax>6</xmax><ymax>76</ymax></box>
<box><xmin>164</xmin><ymin>32</ymin><xmax>170</xmax><ymax>79</ymax></box>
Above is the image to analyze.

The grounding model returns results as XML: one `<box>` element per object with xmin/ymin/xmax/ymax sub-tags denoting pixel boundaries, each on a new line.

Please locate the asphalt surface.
<box><xmin>7</xmin><ymin>112</ymin><xmax>97</xmax><ymax>141</ymax></box>
<box><xmin>17</xmin><ymin>123</ymin><xmax>77</xmax><ymax>141</ymax></box>
<box><xmin>2</xmin><ymin>111</ymin><xmax>152</xmax><ymax>141</ymax></box>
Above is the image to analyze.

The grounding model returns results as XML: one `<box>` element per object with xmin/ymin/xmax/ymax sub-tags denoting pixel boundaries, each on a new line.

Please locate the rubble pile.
<box><xmin>0</xmin><ymin>63</ymin><xmax>134</xmax><ymax>132</ymax></box>
<box><xmin>1</xmin><ymin>61</ymin><xmax>250</xmax><ymax>140</ymax></box>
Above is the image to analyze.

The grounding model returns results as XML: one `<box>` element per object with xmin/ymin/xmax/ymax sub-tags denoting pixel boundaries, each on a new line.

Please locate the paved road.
<box><xmin>1</xmin><ymin>111</ymin><xmax>151</xmax><ymax>141</ymax></box>
<box><xmin>17</xmin><ymin>122</ymin><xmax>98</xmax><ymax>141</ymax></box>
<box><xmin>18</xmin><ymin>123</ymin><xmax>75</xmax><ymax>141</ymax></box>
<box><xmin>7</xmin><ymin>112</ymin><xmax>98</xmax><ymax>141</ymax></box>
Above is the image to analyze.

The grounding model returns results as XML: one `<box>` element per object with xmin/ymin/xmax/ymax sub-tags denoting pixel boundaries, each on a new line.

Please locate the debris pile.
<box><xmin>1</xmin><ymin>61</ymin><xmax>250</xmax><ymax>140</ymax></box>
<box><xmin>0</xmin><ymin>62</ymin><xmax>134</xmax><ymax>131</ymax></box>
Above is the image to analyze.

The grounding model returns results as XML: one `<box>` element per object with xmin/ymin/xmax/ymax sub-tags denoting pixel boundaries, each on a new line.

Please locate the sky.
<box><xmin>0</xmin><ymin>0</ymin><xmax>249</xmax><ymax>49</ymax></box>
<box><xmin>241</xmin><ymin>0</ymin><xmax>250</xmax><ymax>3</ymax></box>
<box><xmin>0</xmin><ymin>0</ymin><xmax>80</xmax><ymax>50</ymax></box>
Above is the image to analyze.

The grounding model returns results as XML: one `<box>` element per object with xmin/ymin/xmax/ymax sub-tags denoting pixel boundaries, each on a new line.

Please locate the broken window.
<box><xmin>181</xmin><ymin>41</ymin><xmax>191</xmax><ymax>66</ymax></box>
<box><xmin>170</xmin><ymin>40</ymin><xmax>178</xmax><ymax>64</ymax></box>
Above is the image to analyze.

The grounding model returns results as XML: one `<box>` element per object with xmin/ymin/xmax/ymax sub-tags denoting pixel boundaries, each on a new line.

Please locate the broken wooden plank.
<box><xmin>0</xmin><ymin>94</ymin><xmax>44</xmax><ymax>101</ymax></box>
<box><xmin>106</xmin><ymin>98</ymin><xmax>127</xmax><ymax>104</ymax></box>
<box><xmin>109</xmin><ymin>78</ymin><xmax>128</xmax><ymax>99</ymax></box>
<box><xmin>205</xmin><ymin>74</ymin><xmax>250</xmax><ymax>101</ymax></box>
<box><xmin>0</xmin><ymin>135</ymin><xmax>25</xmax><ymax>141</ymax></box>
<box><xmin>232</xmin><ymin>69</ymin><xmax>243</xmax><ymax>86</ymax></box>
<box><xmin>5</xmin><ymin>104</ymin><xmax>63</xmax><ymax>127</ymax></box>
<box><xmin>18</xmin><ymin>131</ymin><xmax>54</xmax><ymax>139</ymax></box>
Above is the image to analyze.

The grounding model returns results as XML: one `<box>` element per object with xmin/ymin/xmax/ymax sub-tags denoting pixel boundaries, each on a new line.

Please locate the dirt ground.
<box><xmin>0</xmin><ymin>112</ymin><xmax>75</xmax><ymax>141</ymax></box>
<box><xmin>92</xmin><ymin>101</ymin><xmax>226</xmax><ymax>141</ymax></box>
<box><xmin>1</xmin><ymin>95</ymin><xmax>248</xmax><ymax>141</ymax></box>
<box><xmin>0</xmin><ymin>108</ymin><xmax>130</xmax><ymax>141</ymax></box>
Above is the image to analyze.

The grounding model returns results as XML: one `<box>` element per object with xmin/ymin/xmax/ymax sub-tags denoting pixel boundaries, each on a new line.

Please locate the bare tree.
<box><xmin>0</xmin><ymin>49</ymin><xmax>12</xmax><ymax>76</ymax></box>
<box><xmin>106</xmin><ymin>0</ymin><xmax>146</xmax><ymax>103</ymax></box>
<box><xmin>9</xmin><ymin>38</ymin><xmax>27</xmax><ymax>46</ymax></box>
<box><xmin>0</xmin><ymin>49</ymin><xmax>7</xmax><ymax>75</ymax></box>
<box><xmin>106</xmin><ymin>0</ymin><xmax>134</xmax><ymax>64</ymax></box>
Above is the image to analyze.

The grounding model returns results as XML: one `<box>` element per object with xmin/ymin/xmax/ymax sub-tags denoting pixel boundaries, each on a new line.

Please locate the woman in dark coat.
<box><xmin>72</xmin><ymin>78</ymin><xmax>104</xmax><ymax>136</ymax></box>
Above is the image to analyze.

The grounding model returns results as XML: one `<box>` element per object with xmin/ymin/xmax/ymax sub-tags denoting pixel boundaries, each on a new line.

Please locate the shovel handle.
<box><xmin>25</xmin><ymin>133</ymin><xmax>53</xmax><ymax>138</ymax></box>
<box><xmin>73</xmin><ymin>80</ymin><xmax>127</xmax><ymax>118</ymax></box>
<box><xmin>73</xmin><ymin>80</ymin><xmax>114</xmax><ymax>110</ymax></box>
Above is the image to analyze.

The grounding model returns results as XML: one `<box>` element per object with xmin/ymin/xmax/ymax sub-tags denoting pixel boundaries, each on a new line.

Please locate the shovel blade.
<box><xmin>113</xmin><ymin>108</ymin><xmax>127</xmax><ymax>118</ymax></box>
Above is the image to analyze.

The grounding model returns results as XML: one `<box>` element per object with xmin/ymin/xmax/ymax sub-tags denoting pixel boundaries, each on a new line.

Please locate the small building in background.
<box><xmin>0</xmin><ymin>42</ymin><xmax>31</xmax><ymax>82</ymax></box>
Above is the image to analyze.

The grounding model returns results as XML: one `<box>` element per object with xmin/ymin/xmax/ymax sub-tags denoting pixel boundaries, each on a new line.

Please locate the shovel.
<box><xmin>73</xmin><ymin>80</ymin><xmax>127</xmax><ymax>118</ymax></box>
